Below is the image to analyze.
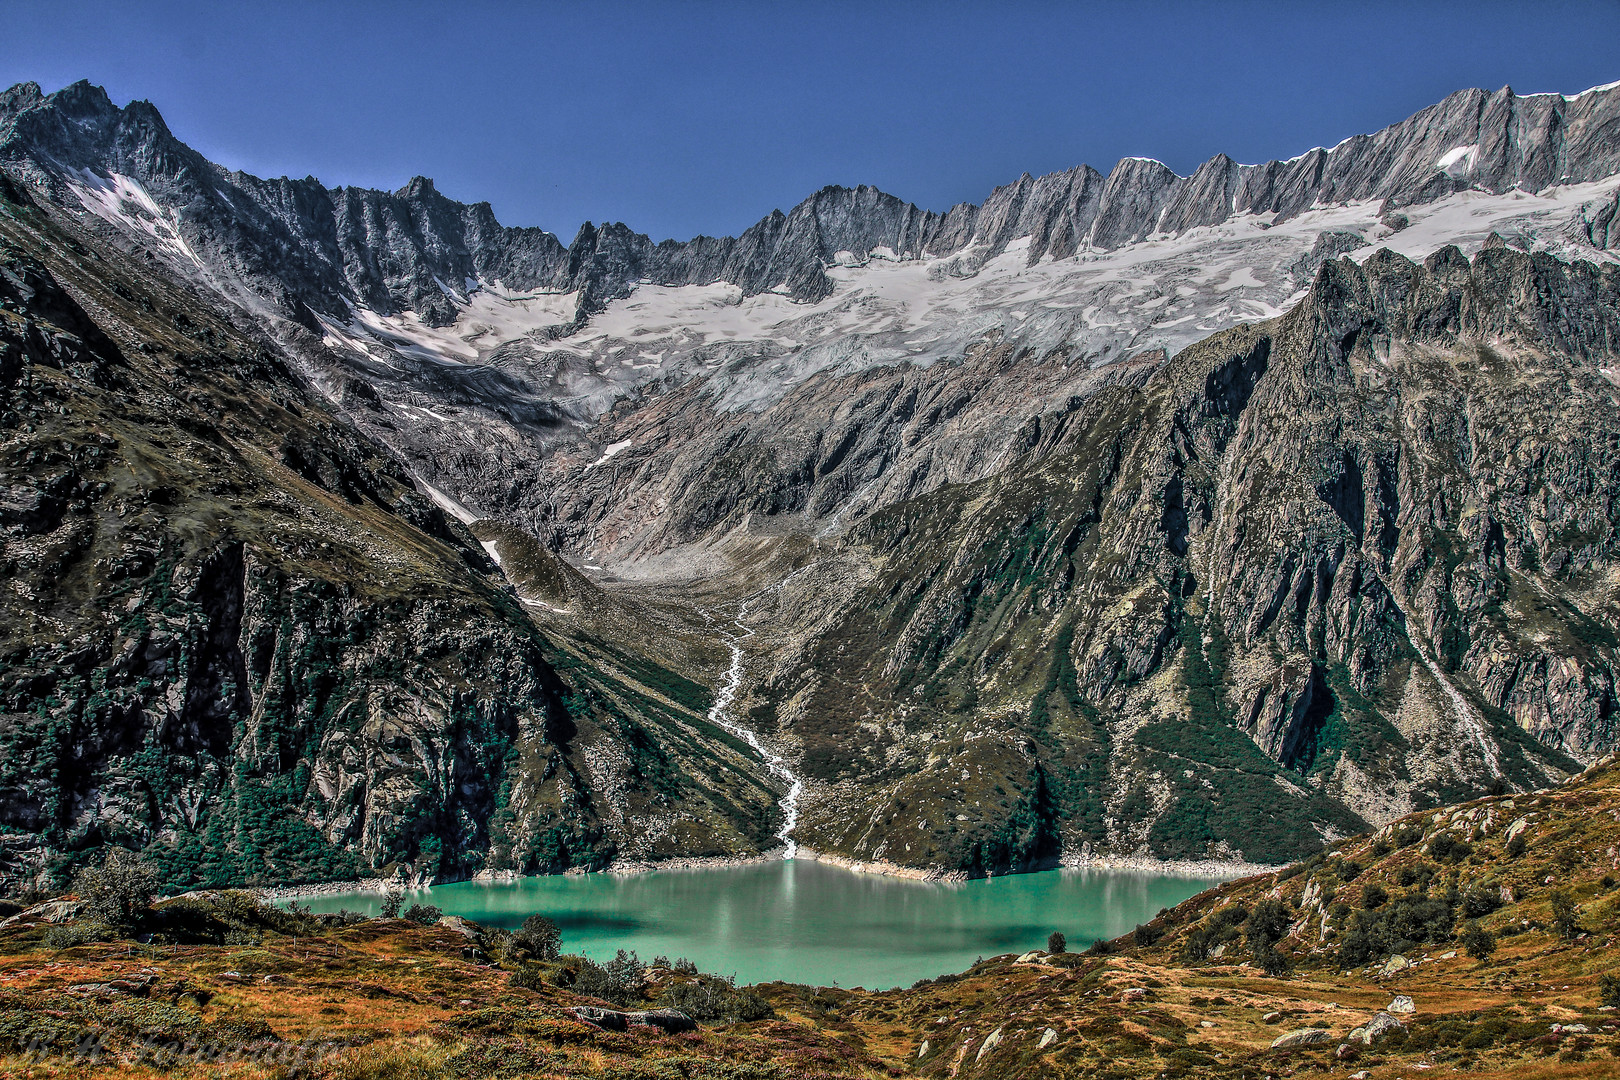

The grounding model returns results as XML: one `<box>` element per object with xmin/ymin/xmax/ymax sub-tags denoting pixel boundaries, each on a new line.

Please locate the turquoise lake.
<box><xmin>291</xmin><ymin>859</ymin><xmax>1227</xmax><ymax>989</ymax></box>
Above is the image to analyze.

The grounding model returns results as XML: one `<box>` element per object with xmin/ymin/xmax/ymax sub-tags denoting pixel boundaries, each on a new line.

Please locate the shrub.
<box><xmin>380</xmin><ymin>892</ymin><xmax>404</xmax><ymax>919</ymax></box>
<box><xmin>72</xmin><ymin>849</ymin><xmax>157</xmax><ymax>929</ymax></box>
<box><xmin>1047</xmin><ymin>931</ymin><xmax>1066</xmax><ymax>954</ymax></box>
<box><xmin>1132</xmin><ymin>923</ymin><xmax>1162</xmax><ymax>947</ymax></box>
<box><xmin>1549</xmin><ymin>891</ymin><xmax>1582</xmax><ymax>939</ymax></box>
<box><xmin>1599</xmin><ymin>974</ymin><xmax>1620</xmax><ymax>1008</ymax></box>
<box><xmin>1247</xmin><ymin>898</ymin><xmax>1292</xmax><ymax>974</ymax></box>
<box><xmin>661</xmin><ymin>978</ymin><xmax>774</xmax><ymax>1023</ymax></box>
<box><xmin>509</xmin><ymin>965</ymin><xmax>546</xmax><ymax>990</ymax></box>
<box><xmin>1505</xmin><ymin>833</ymin><xmax>1527</xmax><ymax>858</ymax></box>
<box><xmin>1461</xmin><ymin>886</ymin><xmax>1501</xmax><ymax>919</ymax></box>
<box><xmin>1247</xmin><ymin>899</ymin><xmax>1289</xmax><ymax>948</ymax></box>
<box><xmin>1428</xmin><ymin>834</ymin><xmax>1473</xmax><ymax>863</ymax></box>
<box><xmin>1361</xmin><ymin>883</ymin><xmax>1389</xmax><ymax>909</ymax></box>
<box><xmin>1396</xmin><ymin>864</ymin><xmax>1435</xmax><ymax>889</ymax></box>
<box><xmin>1252</xmin><ymin>942</ymin><xmax>1291</xmax><ymax>976</ymax></box>
<box><xmin>1337</xmin><ymin>890</ymin><xmax>1460</xmax><ymax>967</ymax></box>
<box><xmin>1461</xmin><ymin>921</ymin><xmax>1496</xmax><ymax>962</ymax></box>
<box><xmin>507</xmin><ymin>915</ymin><xmax>561</xmax><ymax>961</ymax></box>
<box><xmin>566</xmin><ymin>950</ymin><xmax>646</xmax><ymax>1007</ymax></box>
<box><xmin>1209</xmin><ymin>903</ymin><xmax>1249</xmax><ymax>932</ymax></box>
<box><xmin>402</xmin><ymin>904</ymin><xmax>442</xmax><ymax>925</ymax></box>
<box><xmin>1180</xmin><ymin>927</ymin><xmax>1212</xmax><ymax>963</ymax></box>
<box><xmin>43</xmin><ymin>921</ymin><xmax>119</xmax><ymax>949</ymax></box>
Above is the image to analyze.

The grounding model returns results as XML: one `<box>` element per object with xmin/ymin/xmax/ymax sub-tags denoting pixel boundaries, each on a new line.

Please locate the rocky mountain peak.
<box><xmin>397</xmin><ymin>175</ymin><xmax>441</xmax><ymax>200</ymax></box>
<box><xmin>3</xmin><ymin>76</ymin><xmax>1616</xmax><ymax>343</ymax></box>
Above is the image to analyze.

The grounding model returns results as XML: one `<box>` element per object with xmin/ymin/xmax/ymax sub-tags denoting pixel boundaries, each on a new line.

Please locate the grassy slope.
<box><xmin>5</xmin><ymin>760</ymin><xmax>1620</xmax><ymax>1078</ymax></box>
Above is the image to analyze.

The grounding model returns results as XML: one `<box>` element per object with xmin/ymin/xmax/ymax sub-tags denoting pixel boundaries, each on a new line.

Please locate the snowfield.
<box><xmin>311</xmin><ymin>174</ymin><xmax>1620</xmax><ymax>424</ymax></box>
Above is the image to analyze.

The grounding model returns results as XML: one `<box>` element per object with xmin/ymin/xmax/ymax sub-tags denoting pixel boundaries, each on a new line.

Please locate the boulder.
<box><xmin>1271</xmin><ymin>1028</ymin><xmax>1335</xmax><ymax>1049</ymax></box>
<box><xmin>0</xmin><ymin>899</ymin><xmax>83</xmax><ymax>928</ymax></box>
<box><xmin>568</xmin><ymin>1006</ymin><xmax>695</xmax><ymax>1034</ymax></box>
<box><xmin>1387</xmin><ymin>995</ymin><xmax>1415</xmax><ymax>1014</ymax></box>
<box><xmin>66</xmin><ymin>971</ymin><xmax>157</xmax><ymax>997</ymax></box>
<box><xmin>975</xmin><ymin>1027</ymin><xmax>1004</xmax><ymax>1063</ymax></box>
<box><xmin>1380</xmin><ymin>955</ymin><xmax>1411</xmax><ymax>977</ymax></box>
<box><xmin>1038</xmin><ymin>1028</ymin><xmax>1058</xmax><ymax>1049</ymax></box>
<box><xmin>1360</xmin><ymin>1012</ymin><xmax>1404</xmax><ymax>1043</ymax></box>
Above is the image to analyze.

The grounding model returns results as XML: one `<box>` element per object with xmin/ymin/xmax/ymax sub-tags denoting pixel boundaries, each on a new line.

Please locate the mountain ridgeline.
<box><xmin>1</xmin><ymin>76</ymin><xmax>1620</xmax><ymax>886</ymax></box>
<box><xmin>3</xmin><ymin>79</ymin><xmax>1618</xmax><ymax>327</ymax></box>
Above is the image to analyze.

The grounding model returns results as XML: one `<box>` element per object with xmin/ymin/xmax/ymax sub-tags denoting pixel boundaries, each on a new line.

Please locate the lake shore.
<box><xmin>255</xmin><ymin>848</ymin><xmax>1273</xmax><ymax>901</ymax></box>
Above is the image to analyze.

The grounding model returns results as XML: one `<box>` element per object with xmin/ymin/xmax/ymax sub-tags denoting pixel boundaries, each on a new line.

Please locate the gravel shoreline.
<box><xmin>255</xmin><ymin>848</ymin><xmax>1273</xmax><ymax>902</ymax></box>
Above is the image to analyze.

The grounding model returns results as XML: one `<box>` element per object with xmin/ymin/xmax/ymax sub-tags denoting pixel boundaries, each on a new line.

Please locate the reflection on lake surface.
<box><xmin>291</xmin><ymin>859</ymin><xmax>1228</xmax><ymax>989</ymax></box>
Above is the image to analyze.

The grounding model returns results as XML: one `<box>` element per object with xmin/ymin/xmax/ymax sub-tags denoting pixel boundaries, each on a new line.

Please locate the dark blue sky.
<box><xmin>5</xmin><ymin>1</ymin><xmax>1618</xmax><ymax>242</ymax></box>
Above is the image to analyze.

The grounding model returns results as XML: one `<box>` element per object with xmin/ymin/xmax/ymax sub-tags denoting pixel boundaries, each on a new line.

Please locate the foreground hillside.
<box><xmin>4</xmin><ymin>760</ymin><xmax>1620</xmax><ymax>1079</ymax></box>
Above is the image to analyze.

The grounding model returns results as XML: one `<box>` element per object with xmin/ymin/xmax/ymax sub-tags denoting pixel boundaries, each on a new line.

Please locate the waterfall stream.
<box><xmin>704</xmin><ymin>605</ymin><xmax>803</xmax><ymax>857</ymax></box>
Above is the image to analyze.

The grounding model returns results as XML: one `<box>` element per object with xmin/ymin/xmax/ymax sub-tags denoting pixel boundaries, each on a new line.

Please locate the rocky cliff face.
<box><xmin>0</xmin><ymin>179</ymin><xmax>778</xmax><ymax>894</ymax></box>
<box><xmin>747</xmin><ymin>242</ymin><xmax>1619</xmax><ymax>868</ymax></box>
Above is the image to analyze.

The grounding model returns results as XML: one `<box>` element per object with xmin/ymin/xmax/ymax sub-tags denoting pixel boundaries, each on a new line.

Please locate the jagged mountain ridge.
<box><xmin>3</xmin><ymin>78</ymin><xmax>1618</xmax><ymax>331</ymax></box>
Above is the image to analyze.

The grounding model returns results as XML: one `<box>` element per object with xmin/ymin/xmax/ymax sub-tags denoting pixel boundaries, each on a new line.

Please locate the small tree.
<box><xmin>1549</xmin><ymin>890</ymin><xmax>1582</xmax><ymax>939</ymax></box>
<box><xmin>72</xmin><ymin>849</ymin><xmax>157</xmax><ymax>929</ymax></box>
<box><xmin>1047</xmin><ymin>931</ymin><xmax>1066</xmax><ymax>954</ymax></box>
<box><xmin>1461</xmin><ymin>920</ymin><xmax>1496</xmax><ymax>962</ymax></box>
<box><xmin>1247</xmin><ymin>897</ymin><xmax>1292</xmax><ymax>976</ymax></box>
<box><xmin>402</xmin><ymin>903</ymin><xmax>443</xmax><ymax>925</ymax></box>
<box><xmin>514</xmin><ymin>914</ymin><xmax>562</xmax><ymax>960</ymax></box>
<box><xmin>379</xmin><ymin>892</ymin><xmax>404</xmax><ymax>919</ymax></box>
